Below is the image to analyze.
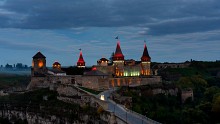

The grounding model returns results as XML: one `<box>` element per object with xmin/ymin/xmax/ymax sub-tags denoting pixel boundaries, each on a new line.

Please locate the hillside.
<box><xmin>0</xmin><ymin>74</ymin><xmax>30</xmax><ymax>90</ymax></box>
<box><xmin>116</xmin><ymin>61</ymin><xmax>220</xmax><ymax>124</ymax></box>
<box><xmin>0</xmin><ymin>88</ymin><xmax>105</xmax><ymax>123</ymax></box>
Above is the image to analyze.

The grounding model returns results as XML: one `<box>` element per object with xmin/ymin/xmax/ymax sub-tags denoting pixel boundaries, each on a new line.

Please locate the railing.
<box><xmin>125</xmin><ymin>107</ymin><xmax>161</xmax><ymax>124</ymax></box>
<box><xmin>71</xmin><ymin>85</ymin><xmax>109</xmax><ymax>110</ymax></box>
<box><xmin>109</xmin><ymin>99</ymin><xmax>161</xmax><ymax>124</ymax></box>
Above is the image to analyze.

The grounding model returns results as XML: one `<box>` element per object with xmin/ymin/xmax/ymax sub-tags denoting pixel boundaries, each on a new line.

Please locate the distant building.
<box><xmin>16</xmin><ymin>63</ymin><xmax>23</xmax><ymax>68</ymax></box>
<box><xmin>5</xmin><ymin>63</ymin><xmax>13</xmax><ymax>69</ymax></box>
<box><xmin>24</xmin><ymin>65</ymin><xmax>28</xmax><ymax>68</ymax></box>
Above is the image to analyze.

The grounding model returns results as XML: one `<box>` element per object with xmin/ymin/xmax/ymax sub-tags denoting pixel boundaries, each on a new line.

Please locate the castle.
<box><xmin>94</xmin><ymin>40</ymin><xmax>151</xmax><ymax>77</ymax></box>
<box><xmin>28</xmin><ymin>39</ymin><xmax>161</xmax><ymax>90</ymax></box>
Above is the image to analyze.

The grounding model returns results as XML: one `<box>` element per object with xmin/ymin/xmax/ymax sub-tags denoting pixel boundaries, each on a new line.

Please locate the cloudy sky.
<box><xmin>0</xmin><ymin>0</ymin><xmax>220</xmax><ymax>66</ymax></box>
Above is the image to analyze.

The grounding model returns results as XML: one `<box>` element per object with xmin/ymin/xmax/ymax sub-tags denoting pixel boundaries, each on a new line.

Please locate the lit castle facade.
<box><xmin>82</xmin><ymin>39</ymin><xmax>161</xmax><ymax>90</ymax></box>
<box><xmin>28</xmin><ymin>38</ymin><xmax>161</xmax><ymax>91</ymax></box>
<box><xmin>94</xmin><ymin>39</ymin><xmax>151</xmax><ymax>77</ymax></box>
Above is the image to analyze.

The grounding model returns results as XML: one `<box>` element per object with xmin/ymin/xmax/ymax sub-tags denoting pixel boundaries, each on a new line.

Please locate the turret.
<box><xmin>53</xmin><ymin>61</ymin><xmax>61</xmax><ymax>70</ymax></box>
<box><xmin>113</xmin><ymin>38</ymin><xmax>124</xmax><ymax>77</ymax></box>
<box><xmin>141</xmin><ymin>43</ymin><xmax>151</xmax><ymax>76</ymax></box>
<box><xmin>77</xmin><ymin>50</ymin><xmax>85</xmax><ymax>68</ymax></box>
<box><xmin>113</xmin><ymin>42</ymin><xmax>124</xmax><ymax>61</ymax></box>
<box><xmin>32</xmin><ymin>51</ymin><xmax>47</xmax><ymax>76</ymax></box>
<box><xmin>97</xmin><ymin>58</ymin><xmax>109</xmax><ymax>66</ymax></box>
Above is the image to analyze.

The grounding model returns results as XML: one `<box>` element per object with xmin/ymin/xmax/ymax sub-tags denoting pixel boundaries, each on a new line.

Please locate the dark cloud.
<box><xmin>146</xmin><ymin>17</ymin><xmax>220</xmax><ymax>35</ymax></box>
<box><xmin>0</xmin><ymin>39</ymin><xmax>67</xmax><ymax>53</ymax></box>
<box><xmin>0</xmin><ymin>0</ymin><xmax>220</xmax><ymax>35</ymax></box>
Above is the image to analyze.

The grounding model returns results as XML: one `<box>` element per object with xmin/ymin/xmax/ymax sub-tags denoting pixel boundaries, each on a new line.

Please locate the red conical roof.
<box><xmin>113</xmin><ymin>42</ymin><xmax>124</xmax><ymax>61</ymax></box>
<box><xmin>141</xmin><ymin>43</ymin><xmax>151</xmax><ymax>62</ymax></box>
<box><xmin>77</xmin><ymin>51</ymin><xmax>85</xmax><ymax>66</ymax></box>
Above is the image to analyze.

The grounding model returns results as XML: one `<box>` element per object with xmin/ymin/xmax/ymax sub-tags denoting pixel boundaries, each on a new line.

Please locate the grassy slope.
<box><xmin>0</xmin><ymin>74</ymin><xmax>30</xmax><ymax>89</ymax></box>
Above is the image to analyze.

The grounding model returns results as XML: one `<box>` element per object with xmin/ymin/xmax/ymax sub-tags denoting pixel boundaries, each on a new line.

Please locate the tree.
<box><xmin>177</xmin><ymin>77</ymin><xmax>193</xmax><ymax>89</ymax></box>
<box><xmin>191</xmin><ymin>76</ymin><xmax>207</xmax><ymax>95</ymax></box>
<box><xmin>204</xmin><ymin>86</ymin><xmax>220</xmax><ymax>101</ymax></box>
<box><xmin>212</xmin><ymin>94</ymin><xmax>220</xmax><ymax>113</ymax></box>
<box><xmin>190</xmin><ymin>75</ymin><xmax>207</xmax><ymax>88</ymax></box>
<box><xmin>183</xmin><ymin>108</ymin><xmax>208</xmax><ymax>124</ymax></box>
<box><xmin>177</xmin><ymin>76</ymin><xmax>207</xmax><ymax>91</ymax></box>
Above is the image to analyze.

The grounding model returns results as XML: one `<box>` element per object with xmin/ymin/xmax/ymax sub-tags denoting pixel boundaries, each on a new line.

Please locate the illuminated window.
<box><xmin>120</xmin><ymin>73</ymin><xmax>123</xmax><ymax>76</ymax></box>
<box><xmin>38</xmin><ymin>60</ymin><xmax>43</xmax><ymax>68</ymax></box>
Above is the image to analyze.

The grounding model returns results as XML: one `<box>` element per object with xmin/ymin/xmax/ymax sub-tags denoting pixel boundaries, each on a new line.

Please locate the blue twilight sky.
<box><xmin>0</xmin><ymin>0</ymin><xmax>220</xmax><ymax>66</ymax></box>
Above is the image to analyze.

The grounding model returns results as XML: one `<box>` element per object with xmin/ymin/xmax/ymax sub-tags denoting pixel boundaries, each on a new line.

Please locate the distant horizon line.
<box><xmin>1</xmin><ymin>59</ymin><xmax>220</xmax><ymax>68</ymax></box>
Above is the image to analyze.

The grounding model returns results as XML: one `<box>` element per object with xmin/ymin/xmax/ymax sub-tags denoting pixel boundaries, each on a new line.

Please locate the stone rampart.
<box><xmin>109</xmin><ymin>76</ymin><xmax>161</xmax><ymax>88</ymax></box>
<box><xmin>27</xmin><ymin>75</ymin><xmax>74</xmax><ymax>90</ymax></box>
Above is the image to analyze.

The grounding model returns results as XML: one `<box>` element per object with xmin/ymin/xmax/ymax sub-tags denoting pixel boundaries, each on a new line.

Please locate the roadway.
<box><xmin>97</xmin><ymin>88</ymin><xmax>160</xmax><ymax>124</ymax></box>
